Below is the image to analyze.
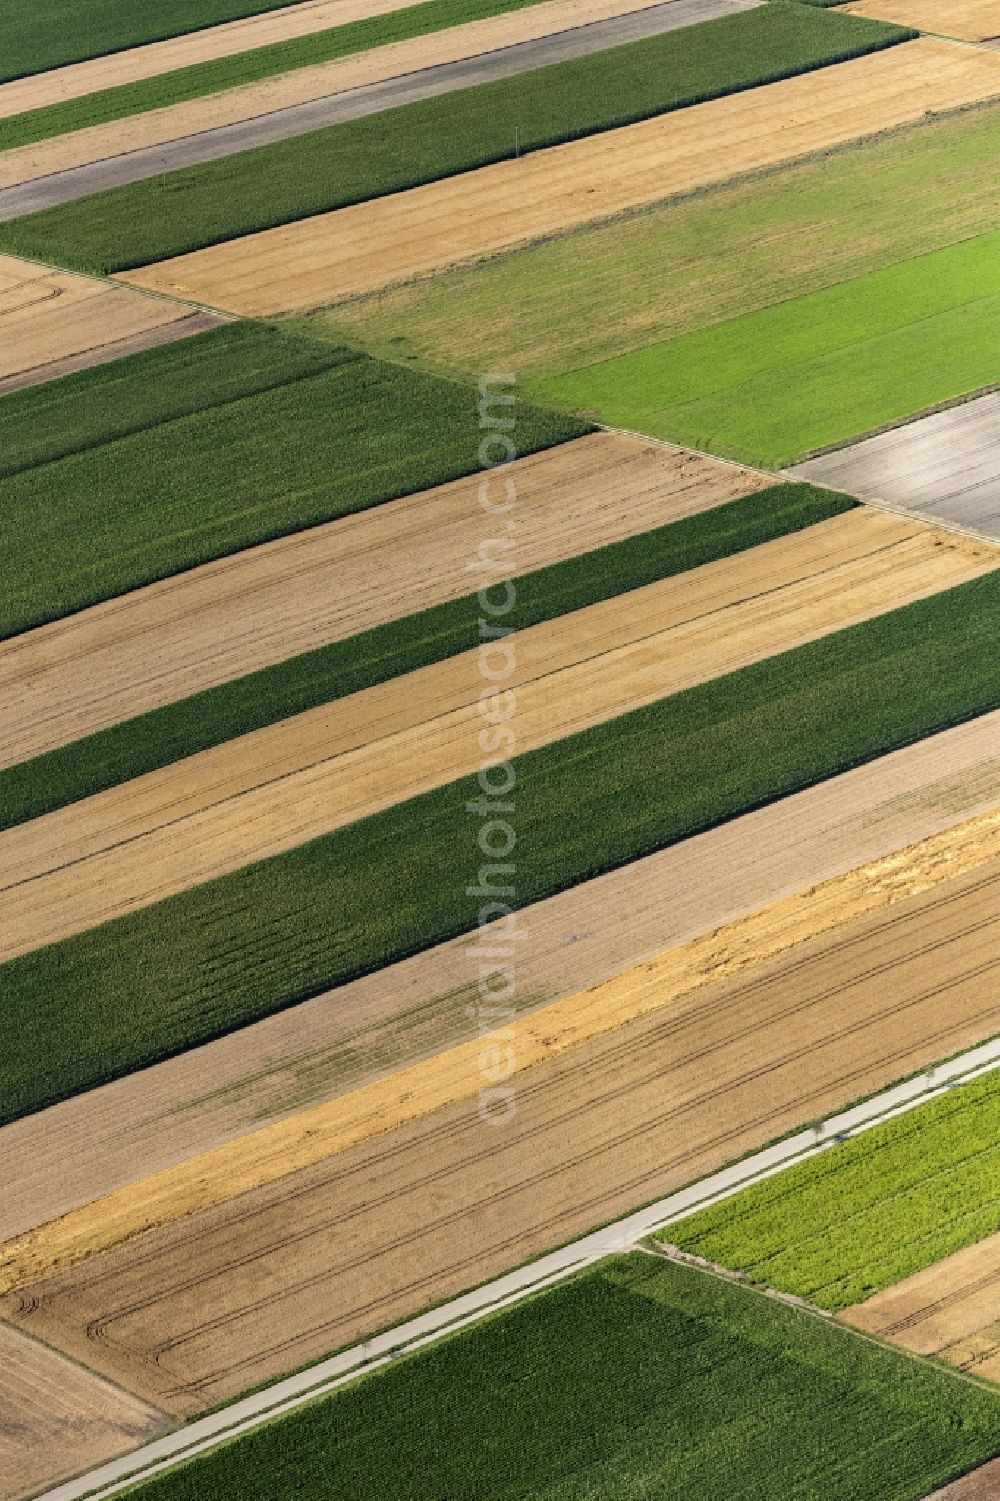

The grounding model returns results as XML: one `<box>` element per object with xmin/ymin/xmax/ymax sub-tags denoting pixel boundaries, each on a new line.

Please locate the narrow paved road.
<box><xmin>0</xmin><ymin>0</ymin><xmax>760</xmax><ymax>221</ymax></box>
<box><xmin>30</xmin><ymin>1036</ymin><xmax>1000</xmax><ymax>1501</ymax></box>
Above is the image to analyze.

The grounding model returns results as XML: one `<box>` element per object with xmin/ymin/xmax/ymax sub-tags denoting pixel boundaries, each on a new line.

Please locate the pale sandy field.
<box><xmin>0</xmin><ymin>434</ymin><xmax>769</xmax><ymax>767</ymax></box>
<box><xmin>5</xmin><ymin>848</ymin><xmax>1000</xmax><ymax>1413</ymax></box>
<box><xmin>1</xmin><ymin>509</ymin><xmax>991</xmax><ymax>961</ymax></box>
<box><xmin>120</xmin><ymin>40</ymin><xmax>1000</xmax><ymax>313</ymax></box>
<box><xmin>0</xmin><ymin>252</ymin><xmax>208</xmax><ymax>386</ymax></box>
<box><xmin>842</xmin><ymin>1233</ymin><xmax>1000</xmax><ymax>1384</ymax></box>
<box><xmin>1</xmin><ymin>708</ymin><xmax>998</xmax><ymax>1250</ymax></box>
<box><xmin>0</xmin><ymin>1319</ymin><xmax>170</xmax><ymax>1501</ymax></box>
<box><xmin>0</xmin><ymin>0</ymin><xmax>701</xmax><ymax>188</ymax></box>
<box><xmin>846</xmin><ymin>0</ymin><xmax>1000</xmax><ymax>42</ymax></box>
<box><xmin>0</xmin><ymin>0</ymin><xmax>426</xmax><ymax>120</ymax></box>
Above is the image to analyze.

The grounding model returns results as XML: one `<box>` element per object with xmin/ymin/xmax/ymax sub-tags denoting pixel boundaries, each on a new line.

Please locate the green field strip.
<box><xmin>6</xmin><ymin>566</ymin><xmax>1000</xmax><ymax>1125</ymax></box>
<box><xmin>114</xmin><ymin>1257</ymin><xmax>1000</xmax><ymax>1501</ymax></box>
<box><xmin>666</xmin><ymin>1070</ymin><xmax>1000</xmax><ymax>1311</ymax></box>
<box><xmin>0</xmin><ymin>4</ymin><xmax>912</xmax><ymax>275</ymax></box>
<box><xmin>0</xmin><ymin>484</ymin><xmax>852</xmax><ymax>830</ymax></box>
<box><xmin>0</xmin><ymin>0</ymin><xmax>557</xmax><ymax>152</ymax></box>
<box><xmin>0</xmin><ymin>329</ymin><xmax>584</xmax><ymax>641</ymax></box>
<box><xmin>536</xmin><ymin>228</ymin><xmax>1000</xmax><ymax>468</ymax></box>
<box><xmin>2</xmin><ymin>0</ymin><xmax>311</xmax><ymax>85</ymax></box>
<box><xmin>321</xmin><ymin>102</ymin><xmax>1000</xmax><ymax>383</ymax></box>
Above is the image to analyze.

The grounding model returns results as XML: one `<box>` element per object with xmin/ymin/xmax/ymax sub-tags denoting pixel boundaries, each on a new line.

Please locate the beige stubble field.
<box><xmin>0</xmin><ymin>509</ymin><xmax>992</xmax><ymax>960</ymax></box>
<box><xmin>120</xmin><ymin>40</ymin><xmax>1000</xmax><ymax>313</ymax></box>
<box><xmin>6</xmin><ymin>852</ymin><xmax>1000</xmax><ymax>1414</ymax></box>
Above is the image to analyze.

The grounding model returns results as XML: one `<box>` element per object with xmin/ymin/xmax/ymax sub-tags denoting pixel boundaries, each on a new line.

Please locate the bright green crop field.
<box><xmin>538</xmin><ymin>228</ymin><xmax>1000</xmax><ymax>467</ymax></box>
<box><xmin>0</xmin><ymin>0</ymin><xmax>555</xmax><ymax>151</ymax></box>
<box><xmin>5</xmin><ymin>567</ymin><xmax>1000</xmax><ymax>1125</ymax></box>
<box><xmin>121</xmin><ymin>1257</ymin><xmax>1000</xmax><ymax>1501</ymax></box>
<box><xmin>0</xmin><ymin>324</ymin><xmax>583</xmax><ymax>640</ymax></box>
<box><xmin>1</xmin><ymin>0</ymin><xmax>306</xmax><ymax>84</ymax></box>
<box><xmin>323</xmin><ymin>101</ymin><xmax>1000</xmax><ymax>381</ymax></box>
<box><xmin>0</xmin><ymin>3</ymin><xmax>910</xmax><ymax>274</ymax></box>
<box><xmin>666</xmin><ymin>1069</ymin><xmax>1000</xmax><ymax>1311</ymax></box>
<box><xmin>0</xmin><ymin>483</ymin><xmax>852</xmax><ymax>830</ymax></box>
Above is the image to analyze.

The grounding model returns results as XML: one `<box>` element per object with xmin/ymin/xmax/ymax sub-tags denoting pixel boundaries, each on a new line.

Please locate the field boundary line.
<box><xmin>29</xmin><ymin>1036</ymin><xmax>1000</xmax><ymax>1501</ymax></box>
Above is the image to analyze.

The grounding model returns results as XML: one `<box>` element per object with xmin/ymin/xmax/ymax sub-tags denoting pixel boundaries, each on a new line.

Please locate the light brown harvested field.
<box><xmin>6</xmin><ymin>852</ymin><xmax>1000</xmax><ymax>1414</ymax></box>
<box><xmin>0</xmin><ymin>253</ymin><xmax>206</xmax><ymax>385</ymax></box>
<box><xmin>120</xmin><ymin>40</ymin><xmax>1000</xmax><ymax>313</ymax></box>
<box><xmin>842</xmin><ymin>1233</ymin><xmax>1000</xmax><ymax>1384</ymax></box>
<box><xmin>846</xmin><ymin>0</ymin><xmax>1000</xmax><ymax>43</ymax></box>
<box><xmin>0</xmin><ymin>1319</ymin><xmax>170</xmax><ymax>1501</ymax></box>
<box><xmin>2</xmin><ymin>508</ymin><xmax>992</xmax><ymax>961</ymax></box>
<box><xmin>4</xmin><ymin>801</ymin><xmax>999</xmax><ymax>1302</ymax></box>
<box><xmin>3</xmin><ymin>707</ymin><xmax>999</xmax><ymax>1249</ymax></box>
<box><xmin>0</xmin><ymin>0</ymin><xmax>700</xmax><ymax>188</ymax></box>
<box><xmin>0</xmin><ymin>434</ymin><xmax>768</xmax><ymax>768</ymax></box>
<box><xmin>0</xmin><ymin>0</ymin><xmax>426</xmax><ymax>121</ymax></box>
<box><xmin>929</xmin><ymin>1458</ymin><xmax>1000</xmax><ymax>1498</ymax></box>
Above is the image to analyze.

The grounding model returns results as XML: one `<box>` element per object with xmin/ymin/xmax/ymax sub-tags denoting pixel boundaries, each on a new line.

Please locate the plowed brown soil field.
<box><xmin>0</xmin><ymin>0</ymin><xmax>425</xmax><ymax>121</ymax></box>
<box><xmin>120</xmin><ymin>40</ymin><xmax>1000</xmax><ymax>313</ymax></box>
<box><xmin>842</xmin><ymin>1233</ymin><xmax>1000</xmax><ymax>1383</ymax></box>
<box><xmin>4</xmin><ymin>707</ymin><xmax>998</xmax><ymax>1247</ymax></box>
<box><xmin>7</xmin><ymin>850</ymin><xmax>1000</xmax><ymax>1414</ymax></box>
<box><xmin>846</xmin><ymin>0</ymin><xmax>999</xmax><ymax>43</ymax></box>
<box><xmin>930</xmin><ymin>1458</ymin><xmax>1000</xmax><ymax>1498</ymax></box>
<box><xmin>0</xmin><ymin>434</ymin><xmax>768</xmax><ymax>768</ymax></box>
<box><xmin>0</xmin><ymin>253</ymin><xmax>208</xmax><ymax>387</ymax></box>
<box><xmin>0</xmin><ymin>1319</ymin><xmax>170</xmax><ymax>1501</ymax></box>
<box><xmin>0</xmin><ymin>0</ymin><xmax>691</xmax><ymax>188</ymax></box>
<box><xmin>2</xmin><ymin>509</ymin><xmax>991</xmax><ymax>961</ymax></box>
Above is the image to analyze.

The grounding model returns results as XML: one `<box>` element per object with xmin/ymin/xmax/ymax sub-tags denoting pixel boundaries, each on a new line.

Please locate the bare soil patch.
<box><xmin>120</xmin><ymin>41</ymin><xmax>1000</xmax><ymax>313</ymax></box>
<box><xmin>0</xmin><ymin>1319</ymin><xmax>170</xmax><ymax>1501</ymax></box>
<box><xmin>846</xmin><ymin>0</ymin><xmax>999</xmax><ymax>43</ymax></box>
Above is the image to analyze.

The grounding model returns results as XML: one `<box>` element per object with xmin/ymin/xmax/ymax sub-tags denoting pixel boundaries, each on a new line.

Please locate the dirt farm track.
<box><xmin>122</xmin><ymin>39</ymin><xmax>1000</xmax><ymax>312</ymax></box>
<box><xmin>1</xmin><ymin>508</ymin><xmax>991</xmax><ymax>961</ymax></box>
<box><xmin>6</xmin><ymin>851</ymin><xmax>1000</xmax><ymax>1413</ymax></box>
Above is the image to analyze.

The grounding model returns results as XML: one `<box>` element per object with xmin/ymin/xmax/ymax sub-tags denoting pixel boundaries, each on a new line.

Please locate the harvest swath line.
<box><xmin>27</xmin><ymin>1037</ymin><xmax>1000</xmax><ymax>1501</ymax></box>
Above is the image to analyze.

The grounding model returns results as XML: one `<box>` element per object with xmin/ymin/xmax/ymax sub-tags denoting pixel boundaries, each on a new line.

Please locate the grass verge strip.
<box><xmin>538</xmin><ymin>227</ymin><xmax>1000</xmax><ymax>467</ymax></box>
<box><xmin>665</xmin><ymin>1068</ymin><xmax>1000</xmax><ymax>1310</ymax></box>
<box><xmin>0</xmin><ymin>4</ymin><xmax>912</xmax><ymax>274</ymax></box>
<box><xmin>0</xmin><ymin>0</ymin><xmax>558</xmax><ymax>151</ymax></box>
<box><xmin>89</xmin><ymin>1258</ymin><xmax>1000</xmax><ymax>1501</ymax></box>
<box><xmin>5</xmin><ymin>566</ymin><xmax>1000</xmax><ymax>1124</ymax></box>
<box><xmin>0</xmin><ymin>483</ymin><xmax>852</xmax><ymax>827</ymax></box>
<box><xmin>0</xmin><ymin>330</ymin><xmax>584</xmax><ymax>640</ymax></box>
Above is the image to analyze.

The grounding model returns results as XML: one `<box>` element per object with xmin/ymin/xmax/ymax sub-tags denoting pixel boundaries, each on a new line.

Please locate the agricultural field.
<box><xmin>5</xmin><ymin>0</ymin><xmax>1000</xmax><ymax>1495</ymax></box>
<box><xmin>0</xmin><ymin>324</ymin><xmax>582</xmax><ymax>639</ymax></box>
<box><xmin>0</xmin><ymin>251</ymin><xmax>220</xmax><ymax>391</ymax></box>
<box><xmin>322</xmin><ymin>99</ymin><xmax>1000</xmax><ymax>380</ymax></box>
<box><xmin>116</xmin><ymin>38</ymin><xmax>1000</xmax><ymax>313</ymax></box>
<box><xmin>795</xmin><ymin>391</ymin><xmax>1000</xmax><ymax>541</ymax></box>
<box><xmin>666</xmin><ymin>1067</ymin><xmax>1000</xmax><ymax>1310</ymax></box>
<box><xmin>7</xmin><ymin>549</ymin><xmax>1000</xmax><ymax>1124</ymax></box>
<box><xmin>23</xmin><ymin>1257</ymin><xmax>1000</xmax><ymax>1501</ymax></box>
<box><xmin>10</xmin><ymin>505</ymin><xmax>991</xmax><ymax>960</ymax></box>
<box><xmin>0</xmin><ymin>4</ymin><xmax>910</xmax><ymax>273</ymax></box>
<box><xmin>537</xmin><ymin>229</ymin><xmax>1000</xmax><ymax>466</ymax></box>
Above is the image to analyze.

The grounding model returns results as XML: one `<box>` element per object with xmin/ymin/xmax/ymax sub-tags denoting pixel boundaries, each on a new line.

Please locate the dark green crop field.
<box><xmin>121</xmin><ymin>1256</ymin><xmax>1000</xmax><ymax>1501</ymax></box>
<box><xmin>1</xmin><ymin>0</ymin><xmax>306</xmax><ymax>84</ymax></box>
<box><xmin>0</xmin><ymin>0</ymin><xmax>553</xmax><ymax>151</ymax></box>
<box><xmin>0</xmin><ymin>325</ymin><xmax>583</xmax><ymax>639</ymax></box>
<box><xmin>667</xmin><ymin>1068</ymin><xmax>1000</xmax><ymax>1310</ymax></box>
<box><xmin>0</xmin><ymin>4</ymin><xmax>912</xmax><ymax>274</ymax></box>
<box><xmin>5</xmin><ymin>567</ymin><xmax>1000</xmax><ymax>1125</ymax></box>
<box><xmin>0</xmin><ymin>483</ymin><xmax>853</xmax><ymax>828</ymax></box>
